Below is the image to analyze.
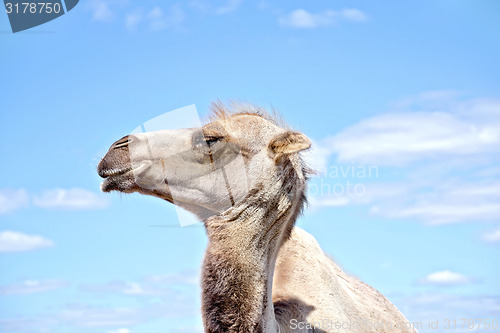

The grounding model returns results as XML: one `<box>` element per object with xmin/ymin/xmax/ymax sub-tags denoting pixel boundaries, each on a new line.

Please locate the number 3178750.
<box><xmin>5</xmin><ymin>2</ymin><xmax>62</xmax><ymax>14</ymax></box>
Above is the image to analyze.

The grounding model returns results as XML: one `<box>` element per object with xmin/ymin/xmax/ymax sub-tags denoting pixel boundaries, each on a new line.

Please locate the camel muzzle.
<box><xmin>98</xmin><ymin>135</ymin><xmax>132</xmax><ymax>178</ymax></box>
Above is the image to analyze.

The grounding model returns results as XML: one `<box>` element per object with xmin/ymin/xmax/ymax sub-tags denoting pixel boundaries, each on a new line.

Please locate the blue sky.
<box><xmin>1</xmin><ymin>1</ymin><xmax>499</xmax><ymax>332</ymax></box>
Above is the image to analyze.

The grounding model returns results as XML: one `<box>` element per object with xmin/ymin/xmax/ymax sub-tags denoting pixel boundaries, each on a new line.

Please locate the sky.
<box><xmin>1</xmin><ymin>0</ymin><xmax>499</xmax><ymax>332</ymax></box>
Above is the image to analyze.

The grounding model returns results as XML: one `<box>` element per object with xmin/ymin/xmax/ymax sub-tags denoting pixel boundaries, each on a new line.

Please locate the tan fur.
<box><xmin>98</xmin><ymin>103</ymin><xmax>416</xmax><ymax>333</ymax></box>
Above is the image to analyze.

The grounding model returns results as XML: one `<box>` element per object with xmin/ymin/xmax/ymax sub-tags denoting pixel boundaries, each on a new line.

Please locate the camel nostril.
<box><xmin>113</xmin><ymin>135</ymin><xmax>131</xmax><ymax>149</ymax></box>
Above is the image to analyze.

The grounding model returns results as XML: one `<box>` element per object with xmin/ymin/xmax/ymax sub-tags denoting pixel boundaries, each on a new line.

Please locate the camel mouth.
<box><xmin>99</xmin><ymin>168</ymin><xmax>135</xmax><ymax>193</ymax></box>
<box><xmin>98</xmin><ymin>166</ymin><xmax>133</xmax><ymax>179</ymax></box>
<box><xmin>98</xmin><ymin>161</ymin><xmax>154</xmax><ymax>193</ymax></box>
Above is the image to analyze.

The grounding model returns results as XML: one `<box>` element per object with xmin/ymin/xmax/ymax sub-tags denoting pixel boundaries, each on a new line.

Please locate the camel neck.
<box><xmin>202</xmin><ymin>191</ymin><xmax>306</xmax><ymax>329</ymax></box>
<box><xmin>201</xmin><ymin>236</ymin><xmax>281</xmax><ymax>332</ymax></box>
<box><xmin>201</xmin><ymin>160</ymin><xmax>306</xmax><ymax>332</ymax></box>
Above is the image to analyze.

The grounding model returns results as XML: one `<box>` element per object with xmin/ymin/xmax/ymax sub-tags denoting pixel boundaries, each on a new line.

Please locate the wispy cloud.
<box><xmin>88</xmin><ymin>0</ymin><xmax>114</xmax><ymax>22</ymax></box>
<box><xmin>87</xmin><ymin>0</ymin><xmax>185</xmax><ymax>32</ymax></box>
<box><xmin>371</xmin><ymin>180</ymin><xmax>500</xmax><ymax>225</ymax></box>
<box><xmin>190</xmin><ymin>0</ymin><xmax>243</xmax><ymax>15</ymax></box>
<box><xmin>279</xmin><ymin>8</ymin><xmax>367</xmax><ymax>29</ymax></box>
<box><xmin>392</xmin><ymin>292</ymin><xmax>500</xmax><ymax>324</ymax></box>
<box><xmin>329</xmin><ymin>112</ymin><xmax>500</xmax><ymax>166</ymax></box>
<box><xmin>308</xmin><ymin>182</ymin><xmax>407</xmax><ymax>209</ymax></box>
<box><xmin>0</xmin><ymin>189</ymin><xmax>29</xmax><ymax>214</ymax></box>
<box><xmin>1</xmin><ymin>188</ymin><xmax>109</xmax><ymax>213</ymax></box>
<box><xmin>310</xmin><ymin>169</ymin><xmax>500</xmax><ymax>225</ymax></box>
<box><xmin>125</xmin><ymin>5</ymin><xmax>185</xmax><ymax>32</ymax></box>
<box><xmin>0</xmin><ymin>317</ymin><xmax>56</xmax><ymax>332</ymax></box>
<box><xmin>215</xmin><ymin>0</ymin><xmax>243</xmax><ymax>15</ymax></box>
<box><xmin>59</xmin><ymin>304</ymin><xmax>146</xmax><ymax>327</ymax></box>
<box><xmin>170</xmin><ymin>326</ymin><xmax>204</xmax><ymax>333</ymax></box>
<box><xmin>0</xmin><ymin>279</ymin><xmax>67</xmax><ymax>295</ymax></box>
<box><xmin>0</xmin><ymin>231</ymin><xmax>54</xmax><ymax>252</ymax></box>
<box><xmin>418</xmin><ymin>270</ymin><xmax>472</xmax><ymax>286</ymax></box>
<box><xmin>308</xmin><ymin>92</ymin><xmax>500</xmax><ymax>226</ymax></box>
<box><xmin>81</xmin><ymin>270</ymin><xmax>200</xmax><ymax>297</ymax></box>
<box><xmin>0</xmin><ymin>270</ymin><xmax>202</xmax><ymax>331</ymax></box>
<box><xmin>82</xmin><ymin>280</ymin><xmax>156</xmax><ymax>296</ymax></box>
<box><xmin>106</xmin><ymin>328</ymin><xmax>132</xmax><ymax>333</ymax></box>
<box><xmin>328</xmin><ymin>94</ymin><xmax>500</xmax><ymax>165</ymax></box>
<box><xmin>33</xmin><ymin>188</ymin><xmax>110</xmax><ymax>210</ymax></box>
<box><xmin>125</xmin><ymin>10</ymin><xmax>143</xmax><ymax>31</ymax></box>
<box><xmin>302</xmin><ymin>139</ymin><xmax>331</xmax><ymax>173</ymax></box>
<box><xmin>482</xmin><ymin>227</ymin><xmax>500</xmax><ymax>242</ymax></box>
<box><xmin>148</xmin><ymin>6</ymin><xmax>167</xmax><ymax>31</ymax></box>
<box><xmin>307</xmin><ymin>176</ymin><xmax>500</xmax><ymax>225</ymax></box>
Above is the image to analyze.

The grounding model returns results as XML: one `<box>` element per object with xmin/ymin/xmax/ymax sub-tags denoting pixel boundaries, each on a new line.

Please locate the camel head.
<box><xmin>97</xmin><ymin>103</ymin><xmax>311</xmax><ymax>220</ymax></box>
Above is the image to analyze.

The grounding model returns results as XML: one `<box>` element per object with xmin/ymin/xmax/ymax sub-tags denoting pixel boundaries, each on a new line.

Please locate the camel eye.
<box><xmin>193</xmin><ymin>133</ymin><xmax>223</xmax><ymax>150</ymax></box>
<box><xmin>204</xmin><ymin>136</ymin><xmax>222</xmax><ymax>146</ymax></box>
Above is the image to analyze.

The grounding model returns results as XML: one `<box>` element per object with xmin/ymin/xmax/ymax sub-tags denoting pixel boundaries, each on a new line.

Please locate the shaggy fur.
<box><xmin>98</xmin><ymin>103</ymin><xmax>416</xmax><ymax>333</ymax></box>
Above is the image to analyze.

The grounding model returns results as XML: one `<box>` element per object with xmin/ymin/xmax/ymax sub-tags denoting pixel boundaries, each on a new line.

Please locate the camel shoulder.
<box><xmin>272</xmin><ymin>227</ymin><xmax>416</xmax><ymax>333</ymax></box>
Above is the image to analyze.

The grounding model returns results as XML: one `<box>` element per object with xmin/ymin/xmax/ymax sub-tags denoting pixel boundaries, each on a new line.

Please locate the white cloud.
<box><xmin>0</xmin><ymin>279</ymin><xmax>67</xmax><ymax>294</ymax></box>
<box><xmin>379</xmin><ymin>203</ymin><xmax>500</xmax><ymax>225</ymax></box>
<box><xmin>59</xmin><ymin>305</ymin><xmax>141</xmax><ymax>327</ymax></box>
<box><xmin>125</xmin><ymin>5</ymin><xmax>185</xmax><ymax>32</ymax></box>
<box><xmin>149</xmin><ymin>6</ymin><xmax>163</xmax><ymax>19</ymax></box>
<box><xmin>33</xmin><ymin>188</ymin><xmax>109</xmax><ymax>210</ymax></box>
<box><xmin>125</xmin><ymin>10</ymin><xmax>143</xmax><ymax>31</ymax></box>
<box><xmin>309</xmin><ymin>177</ymin><xmax>500</xmax><ymax>224</ymax></box>
<box><xmin>155</xmin><ymin>5</ymin><xmax>184</xmax><ymax>31</ymax></box>
<box><xmin>308</xmin><ymin>196</ymin><xmax>350</xmax><ymax>208</ymax></box>
<box><xmin>482</xmin><ymin>227</ymin><xmax>500</xmax><ymax>242</ymax></box>
<box><xmin>86</xmin><ymin>0</ymin><xmax>129</xmax><ymax>22</ymax></box>
<box><xmin>0</xmin><ymin>317</ymin><xmax>56</xmax><ymax>332</ymax></box>
<box><xmin>57</xmin><ymin>298</ymin><xmax>197</xmax><ymax>328</ymax></box>
<box><xmin>328</xmin><ymin>95</ymin><xmax>500</xmax><ymax>165</ymax></box>
<box><xmin>302</xmin><ymin>140</ymin><xmax>331</xmax><ymax>173</ymax></box>
<box><xmin>0</xmin><ymin>300</ymin><xmax>199</xmax><ymax>332</ymax></box>
<box><xmin>420</xmin><ymin>270</ymin><xmax>471</xmax><ymax>286</ymax></box>
<box><xmin>1</xmin><ymin>188</ymin><xmax>110</xmax><ymax>213</ymax></box>
<box><xmin>106</xmin><ymin>329</ymin><xmax>132</xmax><ymax>333</ymax></box>
<box><xmin>392</xmin><ymin>292</ymin><xmax>500</xmax><ymax>324</ymax></box>
<box><xmin>370</xmin><ymin>180</ymin><xmax>500</xmax><ymax>225</ymax></box>
<box><xmin>146</xmin><ymin>270</ymin><xmax>200</xmax><ymax>286</ymax></box>
<box><xmin>0</xmin><ymin>231</ymin><xmax>54</xmax><ymax>252</ymax></box>
<box><xmin>89</xmin><ymin>0</ymin><xmax>114</xmax><ymax>22</ymax></box>
<box><xmin>308</xmin><ymin>92</ymin><xmax>500</xmax><ymax>226</ymax></box>
<box><xmin>83</xmin><ymin>281</ymin><xmax>152</xmax><ymax>295</ymax></box>
<box><xmin>190</xmin><ymin>0</ymin><xmax>242</xmax><ymax>15</ymax></box>
<box><xmin>308</xmin><ymin>181</ymin><xmax>408</xmax><ymax>209</ymax></box>
<box><xmin>279</xmin><ymin>8</ymin><xmax>367</xmax><ymax>29</ymax></box>
<box><xmin>340</xmin><ymin>8</ymin><xmax>367</xmax><ymax>22</ymax></box>
<box><xmin>215</xmin><ymin>0</ymin><xmax>243</xmax><ymax>15</ymax></box>
<box><xmin>0</xmin><ymin>270</ymin><xmax>202</xmax><ymax>331</ymax></box>
<box><xmin>82</xmin><ymin>270</ymin><xmax>200</xmax><ymax>297</ymax></box>
<box><xmin>170</xmin><ymin>326</ymin><xmax>204</xmax><ymax>333</ymax></box>
<box><xmin>0</xmin><ymin>189</ymin><xmax>29</xmax><ymax>214</ymax></box>
<box><xmin>88</xmin><ymin>0</ymin><xmax>183</xmax><ymax>31</ymax></box>
<box><xmin>308</xmin><ymin>177</ymin><xmax>500</xmax><ymax>224</ymax></box>
<box><xmin>189</xmin><ymin>0</ymin><xmax>208</xmax><ymax>12</ymax></box>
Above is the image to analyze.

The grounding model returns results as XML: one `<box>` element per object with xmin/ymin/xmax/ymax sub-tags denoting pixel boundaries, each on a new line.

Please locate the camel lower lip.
<box><xmin>100</xmin><ymin>170</ymin><xmax>134</xmax><ymax>192</ymax></box>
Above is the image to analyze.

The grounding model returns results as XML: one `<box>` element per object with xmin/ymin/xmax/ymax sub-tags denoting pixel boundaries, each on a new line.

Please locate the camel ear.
<box><xmin>268</xmin><ymin>131</ymin><xmax>311</xmax><ymax>160</ymax></box>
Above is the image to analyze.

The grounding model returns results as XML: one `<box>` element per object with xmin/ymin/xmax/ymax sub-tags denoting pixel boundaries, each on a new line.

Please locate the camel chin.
<box><xmin>99</xmin><ymin>172</ymin><xmax>136</xmax><ymax>193</ymax></box>
<box><xmin>99</xmin><ymin>170</ymin><xmax>175</xmax><ymax>204</ymax></box>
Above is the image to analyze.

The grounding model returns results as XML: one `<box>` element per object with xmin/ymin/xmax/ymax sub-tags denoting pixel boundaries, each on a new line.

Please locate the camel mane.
<box><xmin>208</xmin><ymin>100</ymin><xmax>289</xmax><ymax>129</ymax></box>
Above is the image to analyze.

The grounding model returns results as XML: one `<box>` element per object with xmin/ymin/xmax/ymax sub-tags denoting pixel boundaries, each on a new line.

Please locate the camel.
<box><xmin>97</xmin><ymin>102</ymin><xmax>416</xmax><ymax>333</ymax></box>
